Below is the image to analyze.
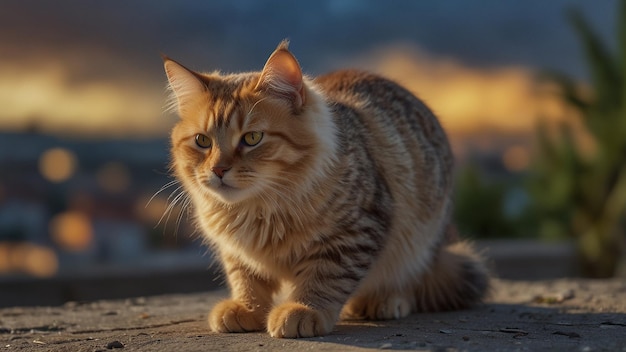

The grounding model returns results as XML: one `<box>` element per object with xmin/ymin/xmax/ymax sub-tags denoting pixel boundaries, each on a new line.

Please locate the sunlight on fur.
<box><xmin>162</xmin><ymin>41</ymin><xmax>489</xmax><ymax>338</ymax></box>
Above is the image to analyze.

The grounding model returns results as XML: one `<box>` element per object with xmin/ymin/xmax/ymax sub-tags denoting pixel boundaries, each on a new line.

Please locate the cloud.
<box><xmin>0</xmin><ymin>42</ymin><xmax>576</xmax><ymax>140</ymax></box>
<box><xmin>358</xmin><ymin>44</ymin><xmax>573</xmax><ymax>135</ymax></box>
<box><xmin>0</xmin><ymin>61</ymin><xmax>170</xmax><ymax>137</ymax></box>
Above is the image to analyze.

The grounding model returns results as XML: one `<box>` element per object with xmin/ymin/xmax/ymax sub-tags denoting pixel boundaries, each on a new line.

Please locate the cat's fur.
<box><xmin>163</xmin><ymin>41</ymin><xmax>488</xmax><ymax>338</ymax></box>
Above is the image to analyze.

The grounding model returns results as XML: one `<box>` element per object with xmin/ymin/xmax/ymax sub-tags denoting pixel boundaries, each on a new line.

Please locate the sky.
<box><xmin>0</xmin><ymin>0</ymin><xmax>617</xmax><ymax>138</ymax></box>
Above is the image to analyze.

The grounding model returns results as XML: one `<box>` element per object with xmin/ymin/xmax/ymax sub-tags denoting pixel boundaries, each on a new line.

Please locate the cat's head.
<box><xmin>164</xmin><ymin>41</ymin><xmax>336</xmax><ymax>206</ymax></box>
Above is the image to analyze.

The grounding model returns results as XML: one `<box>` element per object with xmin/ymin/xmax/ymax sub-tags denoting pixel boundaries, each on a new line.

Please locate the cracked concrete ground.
<box><xmin>1</xmin><ymin>279</ymin><xmax>625</xmax><ymax>351</ymax></box>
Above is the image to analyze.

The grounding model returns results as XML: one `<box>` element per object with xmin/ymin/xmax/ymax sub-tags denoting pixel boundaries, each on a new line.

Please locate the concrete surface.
<box><xmin>2</xmin><ymin>279</ymin><xmax>626</xmax><ymax>351</ymax></box>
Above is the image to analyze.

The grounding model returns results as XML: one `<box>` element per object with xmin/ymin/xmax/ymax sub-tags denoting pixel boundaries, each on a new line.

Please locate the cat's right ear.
<box><xmin>255</xmin><ymin>42</ymin><xmax>305</xmax><ymax>111</ymax></box>
<box><xmin>163</xmin><ymin>56</ymin><xmax>206</xmax><ymax>115</ymax></box>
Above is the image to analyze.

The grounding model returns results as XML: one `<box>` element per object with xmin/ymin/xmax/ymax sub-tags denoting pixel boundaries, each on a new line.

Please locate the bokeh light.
<box><xmin>20</xmin><ymin>244</ymin><xmax>59</xmax><ymax>277</ymax></box>
<box><xmin>0</xmin><ymin>242</ymin><xmax>58</xmax><ymax>278</ymax></box>
<box><xmin>49</xmin><ymin>211</ymin><xmax>94</xmax><ymax>252</ymax></box>
<box><xmin>97</xmin><ymin>162</ymin><xmax>131</xmax><ymax>193</ymax></box>
<box><xmin>136</xmin><ymin>194</ymin><xmax>169</xmax><ymax>223</ymax></box>
<box><xmin>38</xmin><ymin>147</ymin><xmax>77</xmax><ymax>183</ymax></box>
<box><xmin>502</xmin><ymin>146</ymin><xmax>530</xmax><ymax>172</ymax></box>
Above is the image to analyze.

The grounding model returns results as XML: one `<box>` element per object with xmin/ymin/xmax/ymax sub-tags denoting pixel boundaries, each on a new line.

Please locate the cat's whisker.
<box><xmin>164</xmin><ymin>190</ymin><xmax>187</xmax><ymax>226</ymax></box>
<box><xmin>167</xmin><ymin>185</ymin><xmax>185</xmax><ymax>202</ymax></box>
<box><xmin>146</xmin><ymin>179</ymin><xmax>180</xmax><ymax>207</ymax></box>
<box><xmin>173</xmin><ymin>193</ymin><xmax>192</xmax><ymax>238</ymax></box>
<box><xmin>155</xmin><ymin>187</ymin><xmax>187</xmax><ymax>229</ymax></box>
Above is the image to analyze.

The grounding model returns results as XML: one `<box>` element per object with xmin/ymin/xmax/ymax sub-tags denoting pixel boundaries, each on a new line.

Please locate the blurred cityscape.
<box><xmin>1</xmin><ymin>0</ymin><xmax>623</xmax><ymax>302</ymax></box>
<box><xmin>0</xmin><ymin>131</ymin><xmax>205</xmax><ymax>279</ymax></box>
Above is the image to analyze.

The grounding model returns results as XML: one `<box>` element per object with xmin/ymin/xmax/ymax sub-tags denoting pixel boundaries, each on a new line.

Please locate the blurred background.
<box><xmin>1</xmin><ymin>0</ymin><xmax>624</xmax><ymax>306</ymax></box>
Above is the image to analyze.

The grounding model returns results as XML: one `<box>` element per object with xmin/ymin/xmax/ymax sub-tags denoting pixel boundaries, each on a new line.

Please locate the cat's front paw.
<box><xmin>342</xmin><ymin>295</ymin><xmax>412</xmax><ymax>320</ymax></box>
<box><xmin>267</xmin><ymin>302</ymin><xmax>334</xmax><ymax>338</ymax></box>
<box><xmin>208</xmin><ymin>299</ymin><xmax>265</xmax><ymax>333</ymax></box>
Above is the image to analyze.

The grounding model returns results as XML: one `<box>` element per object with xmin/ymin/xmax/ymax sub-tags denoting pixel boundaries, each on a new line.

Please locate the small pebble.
<box><xmin>106</xmin><ymin>340</ymin><xmax>124</xmax><ymax>349</ymax></box>
<box><xmin>380</xmin><ymin>342</ymin><xmax>393</xmax><ymax>349</ymax></box>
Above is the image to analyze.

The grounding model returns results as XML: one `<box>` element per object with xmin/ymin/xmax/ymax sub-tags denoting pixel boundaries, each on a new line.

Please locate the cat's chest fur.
<box><xmin>195</xmin><ymin>184</ymin><xmax>340</xmax><ymax>272</ymax></box>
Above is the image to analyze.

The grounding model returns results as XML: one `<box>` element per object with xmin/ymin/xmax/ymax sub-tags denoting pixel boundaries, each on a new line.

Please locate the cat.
<box><xmin>163</xmin><ymin>40</ymin><xmax>489</xmax><ymax>338</ymax></box>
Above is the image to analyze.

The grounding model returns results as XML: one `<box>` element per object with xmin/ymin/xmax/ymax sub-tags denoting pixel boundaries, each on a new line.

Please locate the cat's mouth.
<box><xmin>204</xmin><ymin>178</ymin><xmax>237</xmax><ymax>192</ymax></box>
<box><xmin>216</xmin><ymin>182</ymin><xmax>236</xmax><ymax>191</ymax></box>
<box><xmin>205</xmin><ymin>180</ymin><xmax>248</xmax><ymax>203</ymax></box>
<box><xmin>196</xmin><ymin>174</ymin><xmax>253</xmax><ymax>203</ymax></box>
<box><xmin>197</xmin><ymin>174</ymin><xmax>236</xmax><ymax>190</ymax></box>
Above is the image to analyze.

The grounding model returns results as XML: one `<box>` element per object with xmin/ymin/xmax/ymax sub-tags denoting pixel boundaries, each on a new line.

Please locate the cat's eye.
<box><xmin>242</xmin><ymin>131</ymin><xmax>263</xmax><ymax>146</ymax></box>
<box><xmin>195</xmin><ymin>134</ymin><xmax>212</xmax><ymax>148</ymax></box>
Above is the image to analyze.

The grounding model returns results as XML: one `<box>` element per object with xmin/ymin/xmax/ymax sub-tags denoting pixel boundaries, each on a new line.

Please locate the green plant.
<box><xmin>528</xmin><ymin>0</ymin><xmax>626</xmax><ymax>277</ymax></box>
<box><xmin>454</xmin><ymin>165</ymin><xmax>525</xmax><ymax>239</ymax></box>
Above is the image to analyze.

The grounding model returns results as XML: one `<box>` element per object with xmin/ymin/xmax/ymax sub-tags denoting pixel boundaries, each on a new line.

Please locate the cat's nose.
<box><xmin>211</xmin><ymin>166</ymin><xmax>231</xmax><ymax>179</ymax></box>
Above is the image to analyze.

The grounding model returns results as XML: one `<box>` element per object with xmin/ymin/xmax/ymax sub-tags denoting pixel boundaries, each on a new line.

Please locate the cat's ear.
<box><xmin>255</xmin><ymin>41</ymin><xmax>305</xmax><ymax>110</ymax></box>
<box><xmin>163</xmin><ymin>56</ymin><xmax>206</xmax><ymax>115</ymax></box>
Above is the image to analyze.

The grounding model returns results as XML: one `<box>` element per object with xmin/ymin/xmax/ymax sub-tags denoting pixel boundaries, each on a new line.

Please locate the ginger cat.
<box><xmin>163</xmin><ymin>41</ymin><xmax>488</xmax><ymax>338</ymax></box>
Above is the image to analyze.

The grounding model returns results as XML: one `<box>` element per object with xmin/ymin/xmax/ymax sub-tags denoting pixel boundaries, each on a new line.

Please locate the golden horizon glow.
<box><xmin>0</xmin><ymin>44</ymin><xmax>577</xmax><ymax>142</ymax></box>
<box><xmin>366</xmin><ymin>44</ymin><xmax>574</xmax><ymax>135</ymax></box>
<box><xmin>0</xmin><ymin>62</ymin><xmax>170</xmax><ymax>137</ymax></box>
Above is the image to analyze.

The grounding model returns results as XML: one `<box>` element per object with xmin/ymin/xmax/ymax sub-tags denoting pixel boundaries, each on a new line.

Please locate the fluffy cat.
<box><xmin>163</xmin><ymin>40</ymin><xmax>488</xmax><ymax>338</ymax></box>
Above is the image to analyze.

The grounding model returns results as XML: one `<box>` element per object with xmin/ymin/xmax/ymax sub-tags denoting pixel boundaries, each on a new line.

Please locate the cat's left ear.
<box><xmin>255</xmin><ymin>41</ymin><xmax>305</xmax><ymax>110</ymax></box>
<box><xmin>163</xmin><ymin>56</ymin><xmax>207</xmax><ymax>116</ymax></box>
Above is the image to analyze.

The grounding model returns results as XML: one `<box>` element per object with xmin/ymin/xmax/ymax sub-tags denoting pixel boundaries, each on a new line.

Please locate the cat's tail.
<box><xmin>414</xmin><ymin>227</ymin><xmax>489</xmax><ymax>312</ymax></box>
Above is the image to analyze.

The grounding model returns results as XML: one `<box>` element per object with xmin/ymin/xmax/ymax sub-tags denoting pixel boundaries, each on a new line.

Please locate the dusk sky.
<box><xmin>0</xmin><ymin>0</ymin><xmax>617</xmax><ymax>137</ymax></box>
